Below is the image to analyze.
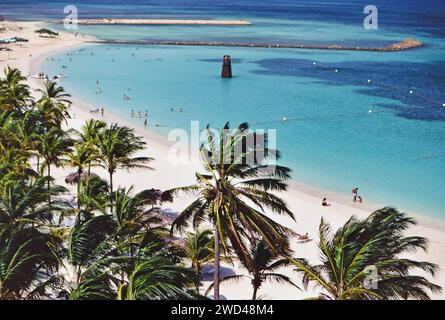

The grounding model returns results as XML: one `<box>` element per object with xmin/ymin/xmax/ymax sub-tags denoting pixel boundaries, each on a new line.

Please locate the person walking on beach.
<box><xmin>101</xmin><ymin>107</ymin><xmax>104</xmax><ymax>117</ymax></box>
<box><xmin>144</xmin><ymin>118</ymin><xmax>148</xmax><ymax>127</ymax></box>
<box><xmin>131</xmin><ymin>109</ymin><xmax>134</xmax><ymax>118</ymax></box>
<box><xmin>352</xmin><ymin>187</ymin><xmax>358</xmax><ymax>202</ymax></box>
<box><xmin>137</xmin><ymin>111</ymin><xmax>141</xmax><ymax>119</ymax></box>
<box><xmin>144</xmin><ymin>110</ymin><xmax>148</xmax><ymax>118</ymax></box>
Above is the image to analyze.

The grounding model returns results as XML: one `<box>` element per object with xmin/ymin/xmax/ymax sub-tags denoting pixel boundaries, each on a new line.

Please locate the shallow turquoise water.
<box><xmin>42</xmin><ymin>37</ymin><xmax>445</xmax><ymax>218</ymax></box>
<box><xmin>20</xmin><ymin>0</ymin><xmax>442</xmax><ymax>219</ymax></box>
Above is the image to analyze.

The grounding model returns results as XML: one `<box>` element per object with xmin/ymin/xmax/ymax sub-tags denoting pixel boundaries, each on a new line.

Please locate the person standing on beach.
<box><xmin>101</xmin><ymin>107</ymin><xmax>104</xmax><ymax>117</ymax></box>
<box><xmin>352</xmin><ymin>187</ymin><xmax>358</xmax><ymax>202</ymax></box>
<box><xmin>131</xmin><ymin>109</ymin><xmax>134</xmax><ymax>118</ymax></box>
<box><xmin>144</xmin><ymin>118</ymin><xmax>148</xmax><ymax>127</ymax></box>
<box><xmin>144</xmin><ymin>110</ymin><xmax>148</xmax><ymax>118</ymax></box>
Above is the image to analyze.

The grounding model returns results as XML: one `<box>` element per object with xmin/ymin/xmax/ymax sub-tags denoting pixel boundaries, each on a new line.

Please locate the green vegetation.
<box><xmin>0</xmin><ymin>67</ymin><xmax>441</xmax><ymax>300</ymax></box>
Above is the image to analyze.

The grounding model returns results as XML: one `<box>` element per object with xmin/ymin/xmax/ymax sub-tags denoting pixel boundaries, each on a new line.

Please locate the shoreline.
<box><xmin>3</xmin><ymin>20</ymin><xmax>445</xmax><ymax>299</ymax></box>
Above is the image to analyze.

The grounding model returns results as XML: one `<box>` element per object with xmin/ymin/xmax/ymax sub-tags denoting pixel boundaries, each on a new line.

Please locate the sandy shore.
<box><xmin>1</xmin><ymin>21</ymin><xmax>445</xmax><ymax>299</ymax></box>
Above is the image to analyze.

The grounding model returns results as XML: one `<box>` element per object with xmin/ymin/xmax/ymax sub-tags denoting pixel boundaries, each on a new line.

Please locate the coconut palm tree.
<box><xmin>207</xmin><ymin>239</ymin><xmax>298</xmax><ymax>300</ymax></box>
<box><xmin>37</xmin><ymin>127</ymin><xmax>73</xmax><ymax>202</ymax></box>
<box><xmin>0</xmin><ymin>176</ymin><xmax>67</xmax><ymax>234</ymax></box>
<box><xmin>67</xmin><ymin>214</ymin><xmax>117</xmax><ymax>287</ymax></box>
<box><xmin>76</xmin><ymin>119</ymin><xmax>106</xmax><ymax>174</ymax></box>
<box><xmin>116</xmin><ymin>241</ymin><xmax>198</xmax><ymax>300</ymax></box>
<box><xmin>0</xmin><ymin>228</ymin><xmax>63</xmax><ymax>299</ymax></box>
<box><xmin>12</xmin><ymin>110</ymin><xmax>45</xmax><ymax>172</ymax></box>
<box><xmin>291</xmin><ymin>207</ymin><xmax>442</xmax><ymax>300</ymax></box>
<box><xmin>76</xmin><ymin>175</ymin><xmax>109</xmax><ymax>216</ymax></box>
<box><xmin>165</xmin><ymin>122</ymin><xmax>295</xmax><ymax>300</ymax></box>
<box><xmin>0</xmin><ymin>147</ymin><xmax>32</xmax><ymax>183</ymax></box>
<box><xmin>113</xmin><ymin>187</ymin><xmax>163</xmax><ymax>240</ymax></box>
<box><xmin>184</xmin><ymin>229</ymin><xmax>214</xmax><ymax>294</ymax></box>
<box><xmin>36</xmin><ymin>81</ymin><xmax>71</xmax><ymax>128</ymax></box>
<box><xmin>66</xmin><ymin>143</ymin><xmax>99</xmax><ymax>209</ymax></box>
<box><xmin>0</xmin><ymin>67</ymin><xmax>31</xmax><ymax>113</ymax></box>
<box><xmin>96</xmin><ymin>124</ymin><xmax>153</xmax><ymax>212</ymax></box>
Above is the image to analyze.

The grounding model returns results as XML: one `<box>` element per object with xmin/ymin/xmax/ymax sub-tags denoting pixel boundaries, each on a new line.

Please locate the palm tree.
<box><xmin>117</xmin><ymin>243</ymin><xmax>197</xmax><ymax>300</ymax></box>
<box><xmin>37</xmin><ymin>127</ymin><xmax>73</xmax><ymax>202</ymax></box>
<box><xmin>36</xmin><ymin>81</ymin><xmax>71</xmax><ymax>128</ymax></box>
<box><xmin>0</xmin><ymin>147</ymin><xmax>31</xmax><ymax>183</ymax></box>
<box><xmin>165</xmin><ymin>122</ymin><xmax>295</xmax><ymax>300</ymax></box>
<box><xmin>66</xmin><ymin>143</ymin><xmax>99</xmax><ymax>209</ymax></box>
<box><xmin>76</xmin><ymin>119</ymin><xmax>106</xmax><ymax>174</ymax></box>
<box><xmin>12</xmin><ymin>110</ymin><xmax>45</xmax><ymax>172</ymax></box>
<box><xmin>0</xmin><ymin>67</ymin><xmax>31</xmax><ymax>113</ymax></box>
<box><xmin>0</xmin><ymin>228</ymin><xmax>62</xmax><ymax>299</ymax></box>
<box><xmin>113</xmin><ymin>187</ymin><xmax>162</xmax><ymax>240</ymax></box>
<box><xmin>207</xmin><ymin>239</ymin><xmax>298</xmax><ymax>300</ymax></box>
<box><xmin>76</xmin><ymin>175</ymin><xmax>109</xmax><ymax>216</ymax></box>
<box><xmin>67</xmin><ymin>214</ymin><xmax>117</xmax><ymax>287</ymax></box>
<box><xmin>184</xmin><ymin>229</ymin><xmax>214</xmax><ymax>294</ymax></box>
<box><xmin>0</xmin><ymin>176</ymin><xmax>67</xmax><ymax>234</ymax></box>
<box><xmin>96</xmin><ymin>124</ymin><xmax>153</xmax><ymax>212</ymax></box>
<box><xmin>291</xmin><ymin>208</ymin><xmax>442</xmax><ymax>300</ymax></box>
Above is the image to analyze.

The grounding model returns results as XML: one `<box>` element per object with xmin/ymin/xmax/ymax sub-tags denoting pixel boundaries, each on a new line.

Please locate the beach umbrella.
<box><xmin>139</xmin><ymin>188</ymin><xmax>173</xmax><ymax>205</ymax></box>
<box><xmin>65</xmin><ymin>171</ymin><xmax>98</xmax><ymax>185</ymax></box>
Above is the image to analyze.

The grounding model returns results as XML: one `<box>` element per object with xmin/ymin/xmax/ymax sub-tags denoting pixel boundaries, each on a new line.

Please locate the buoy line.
<box><xmin>312</xmin><ymin>60</ymin><xmax>444</xmax><ymax>108</ymax></box>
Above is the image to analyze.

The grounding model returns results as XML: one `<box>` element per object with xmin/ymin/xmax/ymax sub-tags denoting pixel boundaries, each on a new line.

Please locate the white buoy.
<box><xmin>313</xmin><ymin>62</ymin><xmax>316</xmax><ymax>65</ymax></box>
<box><xmin>442</xmin><ymin>103</ymin><xmax>445</xmax><ymax>108</ymax></box>
<box><xmin>282</xmin><ymin>117</ymin><xmax>287</xmax><ymax>121</ymax></box>
<box><xmin>335</xmin><ymin>69</ymin><xmax>338</xmax><ymax>73</ymax></box>
<box><xmin>410</xmin><ymin>90</ymin><xmax>413</xmax><ymax>94</ymax></box>
<box><xmin>368</xmin><ymin>110</ymin><xmax>372</xmax><ymax>113</ymax></box>
<box><xmin>368</xmin><ymin>79</ymin><xmax>371</xmax><ymax>83</ymax></box>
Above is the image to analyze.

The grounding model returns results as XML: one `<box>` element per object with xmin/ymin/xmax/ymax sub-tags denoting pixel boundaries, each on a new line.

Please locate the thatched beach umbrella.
<box><xmin>65</xmin><ymin>172</ymin><xmax>98</xmax><ymax>185</ymax></box>
<box><xmin>35</xmin><ymin>28</ymin><xmax>59</xmax><ymax>38</ymax></box>
<box><xmin>139</xmin><ymin>188</ymin><xmax>173</xmax><ymax>206</ymax></box>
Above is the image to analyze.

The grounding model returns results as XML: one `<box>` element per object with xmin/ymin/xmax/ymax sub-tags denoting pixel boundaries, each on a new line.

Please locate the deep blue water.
<box><xmin>2</xmin><ymin>1</ymin><xmax>445</xmax><ymax>218</ymax></box>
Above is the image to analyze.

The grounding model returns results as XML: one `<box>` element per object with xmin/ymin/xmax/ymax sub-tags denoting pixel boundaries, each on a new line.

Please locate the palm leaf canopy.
<box><xmin>292</xmin><ymin>207</ymin><xmax>442</xmax><ymax>300</ymax></box>
<box><xmin>165</xmin><ymin>122</ymin><xmax>295</xmax><ymax>270</ymax></box>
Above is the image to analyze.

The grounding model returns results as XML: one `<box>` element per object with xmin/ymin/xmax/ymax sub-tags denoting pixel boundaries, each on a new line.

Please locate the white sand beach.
<box><xmin>1</xmin><ymin>21</ymin><xmax>445</xmax><ymax>299</ymax></box>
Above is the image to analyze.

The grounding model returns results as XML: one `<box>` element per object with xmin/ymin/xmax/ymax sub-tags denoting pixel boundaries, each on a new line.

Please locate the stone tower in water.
<box><xmin>221</xmin><ymin>55</ymin><xmax>232</xmax><ymax>78</ymax></box>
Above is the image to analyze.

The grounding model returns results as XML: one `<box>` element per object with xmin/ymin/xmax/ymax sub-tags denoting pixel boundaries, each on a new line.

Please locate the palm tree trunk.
<box><xmin>195</xmin><ymin>265</ymin><xmax>201</xmax><ymax>296</ymax></box>
<box><xmin>47</xmin><ymin>164</ymin><xmax>51</xmax><ymax>205</ymax></box>
<box><xmin>213</xmin><ymin>227</ymin><xmax>220</xmax><ymax>300</ymax></box>
<box><xmin>109</xmin><ymin>171</ymin><xmax>113</xmax><ymax>213</ymax></box>
<box><xmin>77</xmin><ymin>167</ymin><xmax>82</xmax><ymax>210</ymax></box>
<box><xmin>252</xmin><ymin>285</ymin><xmax>258</xmax><ymax>300</ymax></box>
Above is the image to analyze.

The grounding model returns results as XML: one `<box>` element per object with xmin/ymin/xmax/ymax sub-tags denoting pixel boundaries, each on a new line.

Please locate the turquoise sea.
<box><xmin>3</xmin><ymin>0</ymin><xmax>444</xmax><ymax>218</ymax></box>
